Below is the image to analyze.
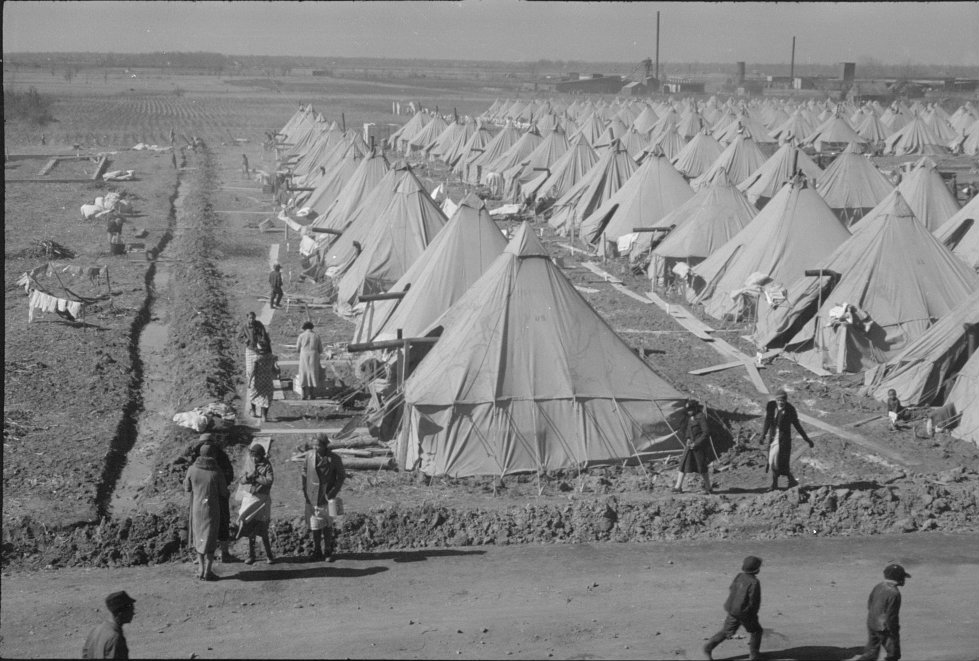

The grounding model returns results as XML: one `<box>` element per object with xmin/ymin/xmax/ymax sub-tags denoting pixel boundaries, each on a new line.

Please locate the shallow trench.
<box><xmin>107</xmin><ymin>175</ymin><xmax>188</xmax><ymax>518</ymax></box>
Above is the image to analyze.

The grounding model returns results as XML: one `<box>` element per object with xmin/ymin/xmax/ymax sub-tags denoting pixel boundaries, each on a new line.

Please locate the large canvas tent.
<box><xmin>814</xmin><ymin>142</ymin><xmax>895</xmax><ymax>226</ymax></box>
<box><xmin>334</xmin><ymin>168</ymin><xmax>448</xmax><ymax>315</ymax></box>
<box><xmin>738</xmin><ymin>144</ymin><xmax>822</xmax><ymax>207</ymax></box>
<box><xmin>862</xmin><ymin>289</ymin><xmax>979</xmax><ymax>406</ymax></box>
<box><xmin>943</xmin><ymin>350</ymin><xmax>979</xmax><ymax>446</ymax></box>
<box><xmin>400</xmin><ymin>223</ymin><xmax>687</xmax><ymax>477</ymax></box>
<box><xmin>310</xmin><ymin>148</ymin><xmax>390</xmax><ymax>234</ymax></box>
<box><xmin>690</xmin><ymin>133</ymin><xmax>767</xmax><ymax>192</ymax></box>
<box><xmin>547</xmin><ymin>140</ymin><xmax>638</xmax><ymax>236</ymax></box>
<box><xmin>522</xmin><ymin>133</ymin><xmax>600</xmax><ymax>208</ymax></box>
<box><xmin>578</xmin><ymin>150</ymin><xmax>694</xmax><ymax>245</ymax></box>
<box><xmin>643</xmin><ymin>171</ymin><xmax>758</xmax><ymax>283</ymax></box>
<box><xmin>689</xmin><ymin>175</ymin><xmax>850</xmax><ymax>320</ymax></box>
<box><xmin>893</xmin><ymin>160</ymin><xmax>961</xmax><ymax>232</ymax></box>
<box><xmin>671</xmin><ymin>129</ymin><xmax>723</xmax><ymax>179</ymax></box>
<box><xmin>934</xmin><ymin>195</ymin><xmax>979</xmax><ymax>270</ymax></box>
<box><xmin>753</xmin><ymin>192</ymin><xmax>978</xmax><ymax>373</ymax></box>
<box><xmin>353</xmin><ymin>193</ymin><xmax>508</xmax><ymax>343</ymax></box>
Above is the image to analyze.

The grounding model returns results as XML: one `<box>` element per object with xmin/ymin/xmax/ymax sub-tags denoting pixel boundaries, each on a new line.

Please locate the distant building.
<box><xmin>555</xmin><ymin>75</ymin><xmax>625</xmax><ymax>94</ymax></box>
<box><xmin>621</xmin><ymin>77</ymin><xmax>660</xmax><ymax>95</ymax></box>
<box><xmin>662</xmin><ymin>77</ymin><xmax>705</xmax><ymax>94</ymax></box>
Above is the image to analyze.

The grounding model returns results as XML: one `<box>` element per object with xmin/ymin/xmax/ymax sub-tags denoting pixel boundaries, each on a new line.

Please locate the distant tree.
<box><xmin>64</xmin><ymin>67</ymin><xmax>74</xmax><ymax>83</ymax></box>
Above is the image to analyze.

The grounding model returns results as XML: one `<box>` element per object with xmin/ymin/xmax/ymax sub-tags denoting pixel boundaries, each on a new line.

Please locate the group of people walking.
<box><xmin>673</xmin><ymin>389</ymin><xmax>814</xmax><ymax>495</ymax></box>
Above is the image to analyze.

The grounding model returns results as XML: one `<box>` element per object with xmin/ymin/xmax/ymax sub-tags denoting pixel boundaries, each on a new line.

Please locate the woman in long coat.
<box><xmin>672</xmin><ymin>399</ymin><xmax>713</xmax><ymax>495</ymax></box>
<box><xmin>761</xmin><ymin>389</ymin><xmax>814</xmax><ymax>491</ymax></box>
<box><xmin>295</xmin><ymin>321</ymin><xmax>323</xmax><ymax>400</ymax></box>
<box><xmin>184</xmin><ymin>443</ymin><xmax>229</xmax><ymax>581</ymax></box>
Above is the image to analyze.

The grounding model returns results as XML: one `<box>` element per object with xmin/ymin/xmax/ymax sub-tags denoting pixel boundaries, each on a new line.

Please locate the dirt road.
<box><xmin>2</xmin><ymin>533</ymin><xmax>976</xmax><ymax>660</ymax></box>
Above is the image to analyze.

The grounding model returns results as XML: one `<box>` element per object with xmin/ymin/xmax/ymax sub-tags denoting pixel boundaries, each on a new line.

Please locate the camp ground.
<box><xmin>4</xmin><ymin>4</ymin><xmax>979</xmax><ymax>659</ymax></box>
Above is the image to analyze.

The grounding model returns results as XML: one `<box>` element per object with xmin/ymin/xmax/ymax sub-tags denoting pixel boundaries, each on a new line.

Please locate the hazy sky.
<box><xmin>4</xmin><ymin>1</ymin><xmax>978</xmax><ymax>66</ymax></box>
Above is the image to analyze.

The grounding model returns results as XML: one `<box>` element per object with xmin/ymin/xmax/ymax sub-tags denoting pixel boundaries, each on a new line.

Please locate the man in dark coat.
<box><xmin>760</xmin><ymin>389</ymin><xmax>813</xmax><ymax>491</ymax></box>
<box><xmin>268</xmin><ymin>264</ymin><xmax>284</xmax><ymax>309</ymax></box>
<box><xmin>295</xmin><ymin>434</ymin><xmax>346</xmax><ymax>561</ymax></box>
<box><xmin>82</xmin><ymin>591</ymin><xmax>135</xmax><ymax>659</ymax></box>
<box><xmin>855</xmin><ymin>564</ymin><xmax>910</xmax><ymax>661</ymax></box>
<box><xmin>703</xmin><ymin>556</ymin><xmax>763</xmax><ymax>661</ymax></box>
<box><xmin>672</xmin><ymin>399</ymin><xmax>712</xmax><ymax>494</ymax></box>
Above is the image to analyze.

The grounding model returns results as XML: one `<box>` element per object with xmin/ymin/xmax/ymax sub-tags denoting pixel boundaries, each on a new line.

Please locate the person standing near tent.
<box><xmin>239</xmin><ymin>311</ymin><xmax>275</xmax><ymax>422</ymax></box>
<box><xmin>296</xmin><ymin>321</ymin><xmax>323</xmax><ymax>400</ymax></box>
<box><xmin>854</xmin><ymin>564</ymin><xmax>910</xmax><ymax>661</ymax></box>
<box><xmin>242</xmin><ymin>153</ymin><xmax>250</xmax><ymax>176</ymax></box>
<box><xmin>237</xmin><ymin>444</ymin><xmax>275</xmax><ymax>565</ymax></box>
<box><xmin>82</xmin><ymin>590</ymin><xmax>136</xmax><ymax>659</ymax></box>
<box><xmin>703</xmin><ymin>556</ymin><xmax>764</xmax><ymax>661</ymax></box>
<box><xmin>294</xmin><ymin>434</ymin><xmax>345</xmax><ymax>561</ymax></box>
<box><xmin>184</xmin><ymin>443</ymin><xmax>229</xmax><ymax>581</ymax></box>
<box><xmin>268</xmin><ymin>263</ymin><xmax>284</xmax><ymax>309</ymax></box>
<box><xmin>761</xmin><ymin>389</ymin><xmax>813</xmax><ymax>491</ymax></box>
<box><xmin>672</xmin><ymin>399</ymin><xmax>713</xmax><ymax>495</ymax></box>
<box><xmin>106</xmin><ymin>213</ymin><xmax>125</xmax><ymax>255</ymax></box>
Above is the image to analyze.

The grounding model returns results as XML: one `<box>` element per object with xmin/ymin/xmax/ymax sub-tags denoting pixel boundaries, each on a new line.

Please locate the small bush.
<box><xmin>4</xmin><ymin>86</ymin><xmax>54</xmax><ymax>125</ymax></box>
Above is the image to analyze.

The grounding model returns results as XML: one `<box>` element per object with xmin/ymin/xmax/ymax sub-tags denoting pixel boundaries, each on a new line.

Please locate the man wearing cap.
<box><xmin>672</xmin><ymin>399</ymin><xmax>713</xmax><ymax>495</ymax></box>
<box><xmin>761</xmin><ymin>389</ymin><xmax>813</xmax><ymax>491</ymax></box>
<box><xmin>82</xmin><ymin>591</ymin><xmax>135</xmax><ymax>659</ymax></box>
<box><xmin>855</xmin><ymin>564</ymin><xmax>910</xmax><ymax>661</ymax></box>
<box><xmin>703</xmin><ymin>556</ymin><xmax>763</xmax><ymax>661</ymax></box>
<box><xmin>293</xmin><ymin>434</ymin><xmax>345</xmax><ymax>561</ymax></box>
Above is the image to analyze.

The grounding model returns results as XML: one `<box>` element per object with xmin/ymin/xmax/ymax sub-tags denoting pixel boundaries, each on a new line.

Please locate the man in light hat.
<box><xmin>82</xmin><ymin>590</ymin><xmax>135</xmax><ymax>659</ymax></box>
<box><xmin>293</xmin><ymin>433</ymin><xmax>345</xmax><ymax>561</ymax></box>
<box><xmin>703</xmin><ymin>556</ymin><xmax>763</xmax><ymax>660</ymax></box>
<box><xmin>760</xmin><ymin>388</ymin><xmax>813</xmax><ymax>491</ymax></box>
<box><xmin>855</xmin><ymin>564</ymin><xmax>910</xmax><ymax>661</ymax></box>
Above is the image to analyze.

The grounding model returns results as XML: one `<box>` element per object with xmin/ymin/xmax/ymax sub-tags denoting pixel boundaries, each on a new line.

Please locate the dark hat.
<box><xmin>249</xmin><ymin>444</ymin><xmax>266</xmax><ymax>457</ymax></box>
<box><xmin>742</xmin><ymin>555</ymin><xmax>763</xmax><ymax>574</ymax></box>
<box><xmin>317</xmin><ymin>433</ymin><xmax>331</xmax><ymax>452</ymax></box>
<box><xmin>774</xmin><ymin>389</ymin><xmax>788</xmax><ymax>400</ymax></box>
<box><xmin>684</xmin><ymin>399</ymin><xmax>702</xmax><ymax>411</ymax></box>
<box><xmin>883</xmin><ymin>564</ymin><xmax>911</xmax><ymax>581</ymax></box>
<box><xmin>105</xmin><ymin>591</ymin><xmax>136</xmax><ymax>613</ymax></box>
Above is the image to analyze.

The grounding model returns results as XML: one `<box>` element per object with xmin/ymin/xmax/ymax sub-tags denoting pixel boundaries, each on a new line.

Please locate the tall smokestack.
<box><xmin>655</xmin><ymin>11</ymin><xmax>660</xmax><ymax>82</ymax></box>
<box><xmin>790</xmin><ymin>36</ymin><xmax>796</xmax><ymax>80</ymax></box>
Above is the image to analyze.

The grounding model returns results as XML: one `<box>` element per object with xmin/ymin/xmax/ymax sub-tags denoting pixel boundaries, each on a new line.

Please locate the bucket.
<box><xmin>309</xmin><ymin>507</ymin><xmax>330</xmax><ymax>530</ymax></box>
<box><xmin>327</xmin><ymin>497</ymin><xmax>344</xmax><ymax>517</ymax></box>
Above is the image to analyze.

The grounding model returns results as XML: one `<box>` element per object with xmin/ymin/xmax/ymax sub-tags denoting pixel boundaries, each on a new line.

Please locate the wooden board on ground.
<box><xmin>579</xmin><ymin>261</ymin><xmax>623</xmax><ymax>284</ymax></box>
<box><xmin>689</xmin><ymin>360</ymin><xmax>744</xmax><ymax>375</ymax></box>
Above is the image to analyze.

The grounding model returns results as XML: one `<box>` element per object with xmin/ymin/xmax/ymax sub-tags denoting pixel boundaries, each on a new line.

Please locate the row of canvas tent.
<box><xmin>273</xmin><ymin>105</ymin><xmax>692</xmax><ymax>477</ymax></box>
<box><xmin>291</xmin><ymin>98</ymin><xmax>977</xmax><ymax>446</ymax></box>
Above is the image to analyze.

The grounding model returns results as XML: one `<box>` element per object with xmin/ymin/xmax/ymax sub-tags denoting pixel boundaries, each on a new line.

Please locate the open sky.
<box><xmin>4</xmin><ymin>1</ymin><xmax>978</xmax><ymax>66</ymax></box>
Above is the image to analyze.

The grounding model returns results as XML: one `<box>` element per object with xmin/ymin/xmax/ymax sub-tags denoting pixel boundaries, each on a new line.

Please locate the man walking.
<box><xmin>761</xmin><ymin>389</ymin><xmax>813</xmax><ymax>491</ymax></box>
<box><xmin>703</xmin><ymin>556</ymin><xmax>763</xmax><ymax>661</ymax></box>
<box><xmin>82</xmin><ymin>591</ymin><xmax>135</xmax><ymax>659</ymax></box>
<box><xmin>855</xmin><ymin>564</ymin><xmax>910</xmax><ymax>661</ymax></box>
<box><xmin>269</xmin><ymin>263</ymin><xmax>284</xmax><ymax>309</ymax></box>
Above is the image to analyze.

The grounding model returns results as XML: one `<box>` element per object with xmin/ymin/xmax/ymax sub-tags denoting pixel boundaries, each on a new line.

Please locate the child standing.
<box><xmin>703</xmin><ymin>556</ymin><xmax>763</xmax><ymax>661</ymax></box>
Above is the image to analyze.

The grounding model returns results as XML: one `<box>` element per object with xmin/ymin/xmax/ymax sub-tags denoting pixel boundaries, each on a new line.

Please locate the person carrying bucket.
<box><xmin>293</xmin><ymin>434</ymin><xmax>345</xmax><ymax>561</ymax></box>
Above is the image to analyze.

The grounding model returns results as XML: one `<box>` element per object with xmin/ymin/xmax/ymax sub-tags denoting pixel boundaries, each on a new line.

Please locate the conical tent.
<box><xmin>944</xmin><ymin>350</ymin><xmax>979</xmax><ymax>445</ymax></box>
<box><xmin>648</xmin><ymin>126</ymin><xmax>685</xmax><ymax>161</ymax></box>
<box><xmin>311</xmin><ymin>148</ymin><xmax>390</xmax><ymax>233</ymax></box>
<box><xmin>671</xmin><ymin>130</ymin><xmax>723</xmax><ymax>179</ymax></box>
<box><xmin>480</xmin><ymin>127</ymin><xmax>543</xmax><ymax>183</ymax></box>
<box><xmin>643</xmin><ymin>171</ymin><xmax>758</xmax><ymax>281</ymax></box>
<box><xmin>334</xmin><ymin>170</ymin><xmax>448</xmax><ymax>315</ymax></box>
<box><xmin>689</xmin><ymin>176</ymin><xmax>851</xmax><ymax>320</ymax></box>
<box><xmin>934</xmin><ymin>195</ymin><xmax>979</xmax><ymax>270</ymax></box>
<box><xmin>579</xmin><ymin>151</ymin><xmax>694</xmax><ymax>244</ymax></box>
<box><xmin>893</xmin><ymin>160</ymin><xmax>961</xmax><ymax>232</ymax></box>
<box><xmin>302</xmin><ymin>140</ymin><xmax>365</xmax><ymax>214</ymax></box>
<box><xmin>738</xmin><ymin>143</ymin><xmax>822</xmax><ymax>207</ymax></box>
<box><xmin>770</xmin><ymin>110</ymin><xmax>814</xmax><ymax>144</ymax></box>
<box><xmin>502</xmin><ymin>128</ymin><xmax>570</xmax><ymax>203</ymax></box>
<box><xmin>400</xmin><ymin>223</ymin><xmax>687</xmax><ymax>477</ymax></box>
<box><xmin>815</xmin><ymin>142</ymin><xmax>895</xmax><ymax>225</ymax></box>
<box><xmin>754</xmin><ymin>192</ymin><xmax>978</xmax><ymax>373</ymax></box>
<box><xmin>464</xmin><ymin>122</ymin><xmax>521</xmax><ymax>183</ymax></box>
<box><xmin>407</xmin><ymin>114</ymin><xmax>448</xmax><ymax>154</ymax></box>
<box><xmin>713</xmin><ymin>116</ymin><xmax>776</xmax><ymax>145</ymax></box>
<box><xmin>389</xmin><ymin>111</ymin><xmax>431</xmax><ymax>151</ymax></box>
<box><xmin>353</xmin><ymin>193</ymin><xmax>508</xmax><ymax>343</ymax></box>
<box><xmin>632</xmin><ymin>104</ymin><xmax>660</xmax><ymax>134</ymax></box>
<box><xmin>449</xmin><ymin>122</ymin><xmax>493</xmax><ymax>172</ymax></box>
<box><xmin>803</xmin><ymin>115</ymin><xmax>866</xmax><ymax>152</ymax></box>
<box><xmin>320</xmin><ymin>163</ymin><xmax>412</xmax><ymax>269</ymax></box>
<box><xmin>884</xmin><ymin>115</ymin><xmax>948</xmax><ymax>155</ymax></box>
<box><xmin>690</xmin><ymin>133</ymin><xmax>767</xmax><ymax>191</ymax></box>
<box><xmin>855</xmin><ymin>111</ymin><xmax>890</xmax><ymax>144</ymax></box>
<box><xmin>862</xmin><ymin>289</ymin><xmax>979</xmax><ymax>406</ymax></box>
<box><xmin>547</xmin><ymin>140</ymin><xmax>639</xmax><ymax>236</ymax></box>
<box><xmin>522</xmin><ymin>133</ymin><xmax>599</xmax><ymax>207</ymax></box>
<box><xmin>571</xmin><ymin>112</ymin><xmax>609</xmax><ymax>147</ymax></box>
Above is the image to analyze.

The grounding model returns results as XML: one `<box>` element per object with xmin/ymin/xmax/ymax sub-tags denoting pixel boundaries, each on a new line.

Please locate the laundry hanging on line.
<box><xmin>27</xmin><ymin>289</ymin><xmax>85</xmax><ymax>323</ymax></box>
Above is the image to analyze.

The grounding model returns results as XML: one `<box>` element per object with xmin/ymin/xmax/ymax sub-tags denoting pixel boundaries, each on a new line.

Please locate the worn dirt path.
<box><xmin>2</xmin><ymin>534</ymin><xmax>976</xmax><ymax>660</ymax></box>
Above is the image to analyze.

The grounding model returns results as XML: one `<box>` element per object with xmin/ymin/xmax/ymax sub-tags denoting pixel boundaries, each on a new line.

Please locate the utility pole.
<box><xmin>655</xmin><ymin>11</ymin><xmax>660</xmax><ymax>83</ymax></box>
<box><xmin>790</xmin><ymin>36</ymin><xmax>796</xmax><ymax>80</ymax></box>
